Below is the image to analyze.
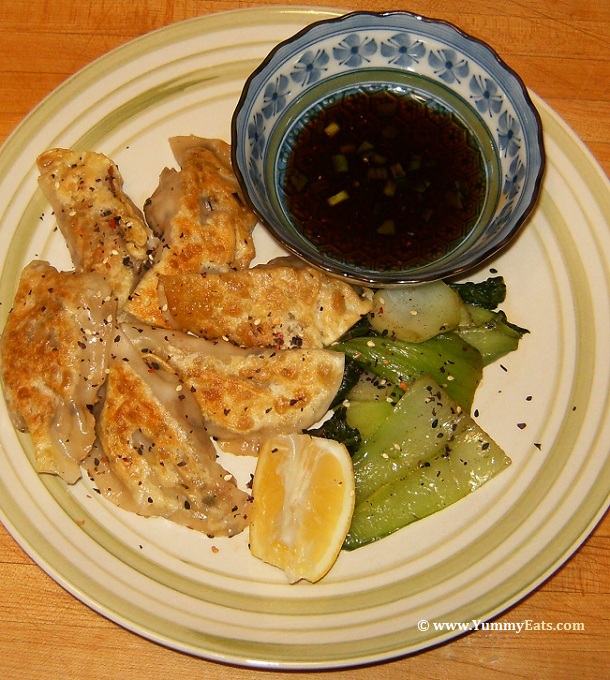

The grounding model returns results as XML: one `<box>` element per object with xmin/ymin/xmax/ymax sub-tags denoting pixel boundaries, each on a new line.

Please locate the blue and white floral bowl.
<box><xmin>231</xmin><ymin>11</ymin><xmax>545</xmax><ymax>284</ymax></box>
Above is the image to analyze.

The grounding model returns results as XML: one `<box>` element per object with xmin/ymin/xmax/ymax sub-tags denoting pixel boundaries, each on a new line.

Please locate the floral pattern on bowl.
<box><xmin>232</xmin><ymin>11</ymin><xmax>545</xmax><ymax>283</ymax></box>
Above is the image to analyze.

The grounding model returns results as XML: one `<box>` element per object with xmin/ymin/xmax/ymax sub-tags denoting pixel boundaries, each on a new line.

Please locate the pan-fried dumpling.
<box><xmin>0</xmin><ymin>261</ymin><xmax>116</xmax><ymax>483</ymax></box>
<box><xmin>157</xmin><ymin>257</ymin><xmax>372</xmax><ymax>349</ymax></box>
<box><xmin>86</xmin><ymin>325</ymin><xmax>249</xmax><ymax>537</ymax></box>
<box><xmin>36</xmin><ymin>148</ymin><xmax>156</xmax><ymax>309</ymax></box>
<box><xmin>122</xmin><ymin>324</ymin><xmax>345</xmax><ymax>455</ymax></box>
<box><xmin>124</xmin><ymin>136</ymin><xmax>257</xmax><ymax>327</ymax></box>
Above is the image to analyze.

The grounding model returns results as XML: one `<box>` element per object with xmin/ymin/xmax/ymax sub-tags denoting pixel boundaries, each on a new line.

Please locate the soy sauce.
<box><xmin>284</xmin><ymin>89</ymin><xmax>487</xmax><ymax>271</ymax></box>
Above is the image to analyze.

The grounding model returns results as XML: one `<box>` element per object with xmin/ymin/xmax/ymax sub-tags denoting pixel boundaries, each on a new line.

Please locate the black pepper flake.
<box><xmin>517</xmin><ymin>422</ymin><xmax>527</xmax><ymax>430</ymax></box>
<box><xmin>534</xmin><ymin>442</ymin><xmax>542</xmax><ymax>450</ymax></box>
<box><xmin>147</xmin><ymin>497</ymin><xmax>153</xmax><ymax>503</ymax></box>
<box><xmin>184</xmin><ymin>500</ymin><xmax>191</xmax><ymax>510</ymax></box>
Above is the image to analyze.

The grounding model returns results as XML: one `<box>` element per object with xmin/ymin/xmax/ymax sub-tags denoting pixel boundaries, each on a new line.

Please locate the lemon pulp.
<box><xmin>249</xmin><ymin>433</ymin><xmax>355</xmax><ymax>583</ymax></box>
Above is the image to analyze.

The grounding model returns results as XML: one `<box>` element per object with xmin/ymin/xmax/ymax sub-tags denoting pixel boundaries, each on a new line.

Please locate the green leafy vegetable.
<box><xmin>332</xmin><ymin>332</ymin><xmax>482</xmax><ymax>413</ymax></box>
<box><xmin>457</xmin><ymin>304</ymin><xmax>528</xmax><ymax>366</ymax></box>
<box><xmin>345</xmin><ymin>399</ymin><xmax>394</xmax><ymax>442</ymax></box>
<box><xmin>330</xmin><ymin>356</ymin><xmax>362</xmax><ymax>408</ymax></box>
<box><xmin>305</xmin><ymin>405</ymin><xmax>362</xmax><ymax>455</ymax></box>
<box><xmin>351</xmin><ymin>376</ymin><xmax>466</xmax><ymax>502</ymax></box>
<box><xmin>448</xmin><ymin>276</ymin><xmax>507</xmax><ymax>309</ymax></box>
<box><xmin>343</xmin><ymin>376</ymin><xmax>511</xmax><ymax>550</ymax></box>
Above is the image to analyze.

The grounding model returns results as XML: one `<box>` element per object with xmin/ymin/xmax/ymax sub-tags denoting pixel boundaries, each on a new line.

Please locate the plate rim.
<box><xmin>0</xmin><ymin>5</ymin><xmax>609</xmax><ymax>670</ymax></box>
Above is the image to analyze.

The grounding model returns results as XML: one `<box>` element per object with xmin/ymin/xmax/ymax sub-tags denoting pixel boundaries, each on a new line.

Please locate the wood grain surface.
<box><xmin>0</xmin><ymin>1</ymin><xmax>608</xmax><ymax>678</ymax></box>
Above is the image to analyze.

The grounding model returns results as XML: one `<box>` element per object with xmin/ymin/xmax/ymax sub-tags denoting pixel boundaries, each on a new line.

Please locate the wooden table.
<box><xmin>0</xmin><ymin>2</ymin><xmax>608</xmax><ymax>678</ymax></box>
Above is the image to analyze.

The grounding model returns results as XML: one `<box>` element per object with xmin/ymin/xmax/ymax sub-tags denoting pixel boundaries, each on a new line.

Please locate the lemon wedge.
<box><xmin>249</xmin><ymin>433</ymin><xmax>355</xmax><ymax>583</ymax></box>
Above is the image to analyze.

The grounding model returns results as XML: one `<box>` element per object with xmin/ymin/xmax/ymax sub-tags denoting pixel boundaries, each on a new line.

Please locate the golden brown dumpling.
<box><xmin>124</xmin><ymin>136</ymin><xmax>257</xmax><ymax>326</ymax></box>
<box><xmin>36</xmin><ymin>148</ymin><xmax>156</xmax><ymax>309</ymax></box>
<box><xmin>86</xmin><ymin>324</ymin><xmax>249</xmax><ymax>537</ymax></box>
<box><xmin>0</xmin><ymin>261</ymin><xmax>116</xmax><ymax>483</ymax></box>
<box><xmin>122</xmin><ymin>324</ymin><xmax>345</xmax><ymax>455</ymax></box>
<box><xmin>158</xmin><ymin>257</ymin><xmax>372</xmax><ymax>349</ymax></box>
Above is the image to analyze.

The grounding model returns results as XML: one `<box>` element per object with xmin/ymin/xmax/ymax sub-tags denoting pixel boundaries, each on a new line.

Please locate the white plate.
<box><xmin>0</xmin><ymin>7</ymin><xmax>608</xmax><ymax>670</ymax></box>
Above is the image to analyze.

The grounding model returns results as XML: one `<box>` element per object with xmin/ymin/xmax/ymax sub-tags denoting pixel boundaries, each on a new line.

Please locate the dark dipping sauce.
<box><xmin>284</xmin><ymin>89</ymin><xmax>487</xmax><ymax>271</ymax></box>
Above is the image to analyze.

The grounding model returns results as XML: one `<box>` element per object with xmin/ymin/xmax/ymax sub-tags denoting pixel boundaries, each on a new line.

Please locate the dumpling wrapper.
<box><xmin>124</xmin><ymin>136</ymin><xmax>257</xmax><ymax>327</ymax></box>
<box><xmin>36</xmin><ymin>148</ymin><xmax>157</xmax><ymax>310</ymax></box>
<box><xmin>158</xmin><ymin>257</ymin><xmax>373</xmax><ymax>349</ymax></box>
<box><xmin>86</xmin><ymin>324</ymin><xmax>249</xmax><ymax>537</ymax></box>
<box><xmin>0</xmin><ymin>261</ymin><xmax>116</xmax><ymax>483</ymax></box>
<box><xmin>122</xmin><ymin>324</ymin><xmax>345</xmax><ymax>456</ymax></box>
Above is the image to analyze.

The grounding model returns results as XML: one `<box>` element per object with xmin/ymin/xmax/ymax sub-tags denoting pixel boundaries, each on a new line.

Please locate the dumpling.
<box><xmin>157</xmin><ymin>257</ymin><xmax>372</xmax><ymax>349</ymax></box>
<box><xmin>36</xmin><ymin>148</ymin><xmax>157</xmax><ymax>309</ymax></box>
<box><xmin>124</xmin><ymin>136</ymin><xmax>257</xmax><ymax>327</ymax></box>
<box><xmin>0</xmin><ymin>261</ymin><xmax>116</xmax><ymax>483</ymax></box>
<box><xmin>86</xmin><ymin>324</ymin><xmax>249</xmax><ymax>537</ymax></box>
<box><xmin>122</xmin><ymin>324</ymin><xmax>345</xmax><ymax>455</ymax></box>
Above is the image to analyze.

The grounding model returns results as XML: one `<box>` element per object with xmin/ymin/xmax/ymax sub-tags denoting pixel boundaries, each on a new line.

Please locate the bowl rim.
<box><xmin>231</xmin><ymin>9</ymin><xmax>546</xmax><ymax>285</ymax></box>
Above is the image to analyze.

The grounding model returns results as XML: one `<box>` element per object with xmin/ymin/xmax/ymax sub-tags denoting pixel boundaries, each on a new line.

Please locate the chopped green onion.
<box><xmin>332</xmin><ymin>154</ymin><xmax>349</xmax><ymax>173</ymax></box>
<box><xmin>383</xmin><ymin>180</ymin><xmax>397</xmax><ymax>197</ymax></box>
<box><xmin>408</xmin><ymin>155</ymin><xmax>422</xmax><ymax>171</ymax></box>
<box><xmin>367</xmin><ymin>167</ymin><xmax>389</xmax><ymax>180</ymax></box>
<box><xmin>414</xmin><ymin>178</ymin><xmax>431</xmax><ymax>193</ymax></box>
<box><xmin>324</xmin><ymin>122</ymin><xmax>341</xmax><ymax>137</ymax></box>
<box><xmin>327</xmin><ymin>190</ymin><xmax>350</xmax><ymax>206</ymax></box>
<box><xmin>289</xmin><ymin>170</ymin><xmax>308</xmax><ymax>192</ymax></box>
<box><xmin>357</xmin><ymin>141</ymin><xmax>375</xmax><ymax>156</ymax></box>
<box><xmin>390</xmin><ymin>163</ymin><xmax>405</xmax><ymax>178</ymax></box>
<box><xmin>377</xmin><ymin>219</ymin><xmax>396</xmax><ymax>235</ymax></box>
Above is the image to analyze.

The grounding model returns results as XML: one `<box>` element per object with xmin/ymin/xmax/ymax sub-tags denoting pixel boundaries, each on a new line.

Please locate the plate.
<box><xmin>0</xmin><ymin>6</ymin><xmax>609</xmax><ymax>670</ymax></box>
